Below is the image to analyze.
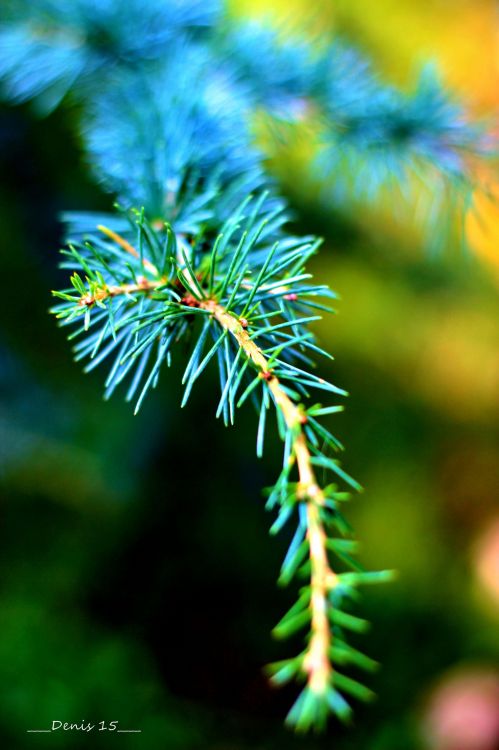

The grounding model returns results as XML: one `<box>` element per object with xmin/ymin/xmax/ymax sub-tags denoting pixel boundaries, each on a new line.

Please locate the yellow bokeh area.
<box><xmin>231</xmin><ymin>0</ymin><xmax>499</xmax><ymax>108</ymax></box>
<box><xmin>232</xmin><ymin>0</ymin><xmax>499</xmax><ymax>273</ymax></box>
<box><xmin>333</xmin><ymin>1</ymin><xmax>499</xmax><ymax>272</ymax></box>
<box><xmin>332</xmin><ymin>0</ymin><xmax>499</xmax><ymax>111</ymax></box>
<box><xmin>467</xmin><ymin>179</ymin><xmax>499</xmax><ymax>275</ymax></box>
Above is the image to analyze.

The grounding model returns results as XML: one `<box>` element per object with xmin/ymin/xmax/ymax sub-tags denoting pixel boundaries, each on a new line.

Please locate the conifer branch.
<box><xmin>75</xmin><ymin>277</ymin><xmax>164</xmax><ymax>308</ymax></box>
<box><xmin>201</xmin><ymin>300</ymin><xmax>337</xmax><ymax>699</ymax></box>
<box><xmin>2</xmin><ymin>0</ymin><xmax>488</xmax><ymax>732</ymax></box>
<box><xmin>49</xmin><ymin>205</ymin><xmax>394</xmax><ymax>729</ymax></box>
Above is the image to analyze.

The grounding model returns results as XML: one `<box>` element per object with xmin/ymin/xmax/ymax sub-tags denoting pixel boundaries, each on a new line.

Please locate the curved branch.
<box><xmin>204</xmin><ymin>299</ymin><xmax>337</xmax><ymax>697</ymax></box>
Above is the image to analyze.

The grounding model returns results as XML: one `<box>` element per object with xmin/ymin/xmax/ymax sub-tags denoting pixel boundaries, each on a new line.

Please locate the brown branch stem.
<box><xmin>202</xmin><ymin>299</ymin><xmax>337</xmax><ymax>696</ymax></box>
<box><xmin>78</xmin><ymin>276</ymin><xmax>166</xmax><ymax>307</ymax></box>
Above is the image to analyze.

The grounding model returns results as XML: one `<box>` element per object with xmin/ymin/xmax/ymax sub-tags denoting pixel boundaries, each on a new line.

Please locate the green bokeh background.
<box><xmin>1</xmin><ymin>3</ymin><xmax>498</xmax><ymax>748</ymax></box>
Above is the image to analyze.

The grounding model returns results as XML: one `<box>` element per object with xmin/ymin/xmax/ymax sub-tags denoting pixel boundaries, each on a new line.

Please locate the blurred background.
<box><xmin>0</xmin><ymin>0</ymin><xmax>498</xmax><ymax>748</ymax></box>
